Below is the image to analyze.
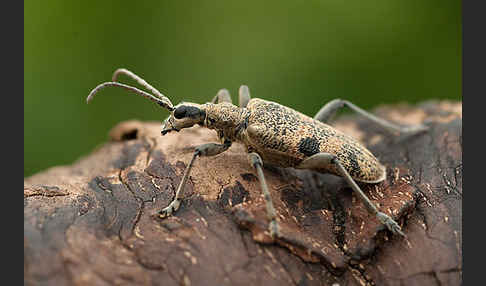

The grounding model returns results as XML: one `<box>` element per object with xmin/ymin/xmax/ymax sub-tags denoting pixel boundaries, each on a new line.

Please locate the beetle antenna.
<box><xmin>87</xmin><ymin>82</ymin><xmax>174</xmax><ymax>111</ymax></box>
<box><xmin>111</xmin><ymin>68</ymin><xmax>170</xmax><ymax>103</ymax></box>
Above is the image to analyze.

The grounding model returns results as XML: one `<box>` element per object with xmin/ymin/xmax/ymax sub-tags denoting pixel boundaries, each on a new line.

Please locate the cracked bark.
<box><xmin>24</xmin><ymin>101</ymin><xmax>462</xmax><ymax>286</ymax></box>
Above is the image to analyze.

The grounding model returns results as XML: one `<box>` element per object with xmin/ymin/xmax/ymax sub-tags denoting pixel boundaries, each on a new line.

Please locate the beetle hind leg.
<box><xmin>297</xmin><ymin>152</ymin><xmax>405</xmax><ymax>237</ymax></box>
<box><xmin>314</xmin><ymin>99</ymin><xmax>428</xmax><ymax>136</ymax></box>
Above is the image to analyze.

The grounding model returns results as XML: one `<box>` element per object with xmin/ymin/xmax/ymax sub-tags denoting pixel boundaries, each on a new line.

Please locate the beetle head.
<box><xmin>86</xmin><ymin>69</ymin><xmax>209</xmax><ymax>136</ymax></box>
<box><xmin>161</xmin><ymin>103</ymin><xmax>206</xmax><ymax>135</ymax></box>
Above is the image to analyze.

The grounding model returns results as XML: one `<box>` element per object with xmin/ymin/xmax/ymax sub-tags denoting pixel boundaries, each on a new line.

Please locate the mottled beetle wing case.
<box><xmin>244</xmin><ymin>99</ymin><xmax>386</xmax><ymax>183</ymax></box>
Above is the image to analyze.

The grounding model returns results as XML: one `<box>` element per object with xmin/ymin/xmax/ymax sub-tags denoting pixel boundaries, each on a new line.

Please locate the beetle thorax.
<box><xmin>203</xmin><ymin>103</ymin><xmax>249</xmax><ymax>141</ymax></box>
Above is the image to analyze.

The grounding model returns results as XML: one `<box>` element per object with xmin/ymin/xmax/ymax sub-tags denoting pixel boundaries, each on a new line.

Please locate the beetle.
<box><xmin>87</xmin><ymin>68</ymin><xmax>428</xmax><ymax>238</ymax></box>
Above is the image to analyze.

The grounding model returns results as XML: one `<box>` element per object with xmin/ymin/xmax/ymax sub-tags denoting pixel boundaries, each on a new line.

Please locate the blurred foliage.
<box><xmin>24</xmin><ymin>0</ymin><xmax>461</xmax><ymax>177</ymax></box>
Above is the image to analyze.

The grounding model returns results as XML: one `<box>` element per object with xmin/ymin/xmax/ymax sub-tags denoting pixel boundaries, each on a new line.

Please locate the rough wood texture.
<box><xmin>24</xmin><ymin>101</ymin><xmax>462</xmax><ymax>286</ymax></box>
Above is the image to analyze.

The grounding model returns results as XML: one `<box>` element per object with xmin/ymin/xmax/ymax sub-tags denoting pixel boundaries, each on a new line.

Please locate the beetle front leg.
<box><xmin>297</xmin><ymin>153</ymin><xmax>405</xmax><ymax>237</ymax></box>
<box><xmin>248</xmin><ymin>152</ymin><xmax>280</xmax><ymax>239</ymax></box>
<box><xmin>158</xmin><ymin>140</ymin><xmax>232</xmax><ymax>218</ymax></box>
<box><xmin>210</xmin><ymin>89</ymin><xmax>233</xmax><ymax>104</ymax></box>
<box><xmin>314</xmin><ymin>99</ymin><xmax>428</xmax><ymax>136</ymax></box>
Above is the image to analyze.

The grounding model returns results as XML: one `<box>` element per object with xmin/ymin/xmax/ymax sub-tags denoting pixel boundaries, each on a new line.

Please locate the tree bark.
<box><xmin>24</xmin><ymin>101</ymin><xmax>462</xmax><ymax>286</ymax></box>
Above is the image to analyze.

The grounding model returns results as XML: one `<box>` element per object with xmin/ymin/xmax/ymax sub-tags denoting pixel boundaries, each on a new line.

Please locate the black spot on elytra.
<box><xmin>298</xmin><ymin>137</ymin><xmax>321</xmax><ymax>157</ymax></box>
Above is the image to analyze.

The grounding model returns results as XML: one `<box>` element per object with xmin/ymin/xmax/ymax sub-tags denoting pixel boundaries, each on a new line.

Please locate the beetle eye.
<box><xmin>174</xmin><ymin>106</ymin><xmax>187</xmax><ymax>119</ymax></box>
<box><xmin>174</xmin><ymin>105</ymin><xmax>204</xmax><ymax>119</ymax></box>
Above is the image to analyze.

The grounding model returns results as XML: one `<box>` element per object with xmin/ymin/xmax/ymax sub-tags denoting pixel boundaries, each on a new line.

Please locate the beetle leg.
<box><xmin>248</xmin><ymin>152</ymin><xmax>280</xmax><ymax>239</ymax></box>
<box><xmin>238</xmin><ymin>85</ymin><xmax>251</xmax><ymax>108</ymax></box>
<box><xmin>297</xmin><ymin>152</ymin><xmax>405</xmax><ymax>237</ymax></box>
<box><xmin>158</xmin><ymin>140</ymin><xmax>232</xmax><ymax>218</ymax></box>
<box><xmin>211</xmin><ymin>89</ymin><xmax>233</xmax><ymax>104</ymax></box>
<box><xmin>314</xmin><ymin>99</ymin><xmax>428</xmax><ymax>136</ymax></box>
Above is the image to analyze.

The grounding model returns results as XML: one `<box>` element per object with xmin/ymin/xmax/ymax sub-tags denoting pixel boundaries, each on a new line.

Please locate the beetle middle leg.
<box><xmin>238</xmin><ymin>85</ymin><xmax>251</xmax><ymax>108</ymax></box>
<box><xmin>248</xmin><ymin>152</ymin><xmax>280</xmax><ymax>238</ymax></box>
<box><xmin>314</xmin><ymin>99</ymin><xmax>428</xmax><ymax>135</ymax></box>
<box><xmin>297</xmin><ymin>152</ymin><xmax>405</xmax><ymax>236</ymax></box>
<box><xmin>158</xmin><ymin>140</ymin><xmax>232</xmax><ymax>218</ymax></box>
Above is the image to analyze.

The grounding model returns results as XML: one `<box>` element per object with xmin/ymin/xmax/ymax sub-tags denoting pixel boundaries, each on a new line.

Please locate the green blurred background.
<box><xmin>24</xmin><ymin>0</ymin><xmax>461</xmax><ymax>178</ymax></box>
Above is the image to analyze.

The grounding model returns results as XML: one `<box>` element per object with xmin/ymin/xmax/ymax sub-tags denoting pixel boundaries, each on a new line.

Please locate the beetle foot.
<box><xmin>401</xmin><ymin>124</ymin><xmax>429</xmax><ymax>136</ymax></box>
<box><xmin>158</xmin><ymin>199</ymin><xmax>181</xmax><ymax>219</ymax></box>
<box><xmin>376</xmin><ymin>212</ymin><xmax>406</xmax><ymax>237</ymax></box>
<box><xmin>269</xmin><ymin>220</ymin><xmax>280</xmax><ymax>239</ymax></box>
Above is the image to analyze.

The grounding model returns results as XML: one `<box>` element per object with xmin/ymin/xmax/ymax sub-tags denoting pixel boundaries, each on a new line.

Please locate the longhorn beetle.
<box><xmin>87</xmin><ymin>68</ymin><xmax>428</xmax><ymax>238</ymax></box>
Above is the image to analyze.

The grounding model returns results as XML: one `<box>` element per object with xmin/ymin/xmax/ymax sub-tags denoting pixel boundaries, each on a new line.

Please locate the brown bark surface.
<box><xmin>24</xmin><ymin>101</ymin><xmax>462</xmax><ymax>286</ymax></box>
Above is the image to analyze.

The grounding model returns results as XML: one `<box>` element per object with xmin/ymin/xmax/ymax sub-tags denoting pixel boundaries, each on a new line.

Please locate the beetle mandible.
<box><xmin>87</xmin><ymin>68</ymin><xmax>428</xmax><ymax>238</ymax></box>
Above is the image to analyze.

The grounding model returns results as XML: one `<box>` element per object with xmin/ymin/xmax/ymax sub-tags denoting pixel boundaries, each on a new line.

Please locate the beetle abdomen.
<box><xmin>244</xmin><ymin>98</ymin><xmax>386</xmax><ymax>183</ymax></box>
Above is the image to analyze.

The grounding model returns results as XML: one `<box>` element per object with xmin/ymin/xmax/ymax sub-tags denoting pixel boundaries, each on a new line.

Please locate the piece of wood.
<box><xmin>24</xmin><ymin>101</ymin><xmax>462</xmax><ymax>286</ymax></box>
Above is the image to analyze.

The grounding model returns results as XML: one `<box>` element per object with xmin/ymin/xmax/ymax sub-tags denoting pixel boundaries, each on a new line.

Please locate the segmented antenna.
<box><xmin>86</xmin><ymin>69</ymin><xmax>174</xmax><ymax>111</ymax></box>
